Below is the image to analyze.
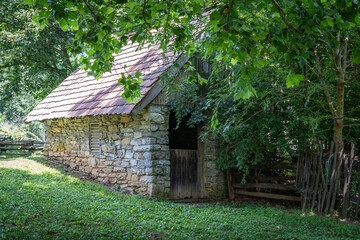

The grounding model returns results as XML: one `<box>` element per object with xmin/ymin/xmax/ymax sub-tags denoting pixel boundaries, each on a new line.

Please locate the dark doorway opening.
<box><xmin>169</xmin><ymin>112</ymin><xmax>197</xmax><ymax>150</ymax></box>
<box><xmin>169</xmin><ymin>111</ymin><xmax>200</xmax><ymax>199</ymax></box>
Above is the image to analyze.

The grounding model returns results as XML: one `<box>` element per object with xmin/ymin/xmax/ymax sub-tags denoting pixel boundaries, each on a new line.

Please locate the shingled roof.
<box><xmin>24</xmin><ymin>42</ymin><xmax>187</xmax><ymax>123</ymax></box>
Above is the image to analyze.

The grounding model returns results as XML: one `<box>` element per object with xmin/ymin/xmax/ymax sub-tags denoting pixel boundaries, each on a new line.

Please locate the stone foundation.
<box><xmin>43</xmin><ymin>103</ymin><xmax>226</xmax><ymax>198</ymax></box>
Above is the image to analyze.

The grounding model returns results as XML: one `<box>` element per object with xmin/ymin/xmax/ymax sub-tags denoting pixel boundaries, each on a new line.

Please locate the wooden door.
<box><xmin>170</xmin><ymin>149</ymin><xmax>199</xmax><ymax>199</ymax></box>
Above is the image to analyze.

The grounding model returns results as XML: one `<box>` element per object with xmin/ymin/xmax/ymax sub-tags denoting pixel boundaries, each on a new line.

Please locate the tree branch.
<box><xmin>226</xmin><ymin>0</ymin><xmax>234</xmax><ymax>26</ymax></box>
<box><xmin>271</xmin><ymin>0</ymin><xmax>303</xmax><ymax>36</ymax></box>
<box><xmin>82</xmin><ymin>0</ymin><xmax>103</xmax><ymax>24</ymax></box>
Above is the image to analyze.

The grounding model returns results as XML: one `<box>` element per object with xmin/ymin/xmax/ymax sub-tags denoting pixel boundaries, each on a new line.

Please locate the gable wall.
<box><xmin>43</xmin><ymin>105</ymin><xmax>171</xmax><ymax>197</ymax></box>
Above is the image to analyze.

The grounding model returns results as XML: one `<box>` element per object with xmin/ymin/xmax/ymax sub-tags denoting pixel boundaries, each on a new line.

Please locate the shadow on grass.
<box><xmin>0</xmin><ymin>157</ymin><xmax>359</xmax><ymax>239</ymax></box>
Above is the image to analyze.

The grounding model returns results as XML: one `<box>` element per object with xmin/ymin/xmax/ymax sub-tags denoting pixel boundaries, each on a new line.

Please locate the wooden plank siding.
<box><xmin>170</xmin><ymin>149</ymin><xmax>199</xmax><ymax>199</ymax></box>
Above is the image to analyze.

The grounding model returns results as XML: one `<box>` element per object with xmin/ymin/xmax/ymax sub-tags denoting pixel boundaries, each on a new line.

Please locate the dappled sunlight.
<box><xmin>0</xmin><ymin>157</ymin><xmax>62</xmax><ymax>176</ymax></box>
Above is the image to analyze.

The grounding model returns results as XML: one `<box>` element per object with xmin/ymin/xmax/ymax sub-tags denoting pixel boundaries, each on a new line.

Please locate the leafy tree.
<box><xmin>27</xmin><ymin>0</ymin><xmax>360</xmax><ymax>146</ymax></box>
<box><xmin>0</xmin><ymin>0</ymin><xmax>76</xmax><ymax>100</ymax></box>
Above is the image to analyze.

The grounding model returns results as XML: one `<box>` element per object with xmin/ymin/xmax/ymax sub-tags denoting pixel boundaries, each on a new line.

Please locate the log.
<box><xmin>245</xmin><ymin>176</ymin><xmax>296</xmax><ymax>181</ymax></box>
<box><xmin>0</xmin><ymin>141</ymin><xmax>43</xmax><ymax>146</ymax></box>
<box><xmin>249</xmin><ymin>163</ymin><xmax>297</xmax><ymax>170</ymax></box>
<box><xmin>0</xmin><ymin>152</ymin><xmax>31</xmax><ymax>156</ymax></box>
<box><xmin>0</xmin><ymin>146</ymin><xmax>43</xmax><ymax>150</ymax></box>
<box><xmin>233</xmin><ymin>183</ymin><xmax>296</xmax><ymax>191</ymax></box>
<box><xmin>235</xmin><ymin>190</ymin><xmax>301</xmax><ymax>201</ymax></box>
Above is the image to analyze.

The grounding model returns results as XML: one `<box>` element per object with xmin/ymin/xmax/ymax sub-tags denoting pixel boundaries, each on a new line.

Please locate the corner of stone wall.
<box><xmin>203</xmin><ymin>138</ymin><xmax>227</xmax><ymax>198</ymax></box>
<box><xmin>144</xmin><ymin>104</ymin><xmax>171</xmax><ymax>198</ymax></box>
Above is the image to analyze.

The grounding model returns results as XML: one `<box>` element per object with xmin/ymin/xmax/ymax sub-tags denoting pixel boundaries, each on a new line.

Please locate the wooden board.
<box><xmin>170</xmin><ymin>149</ymin><xmax>199</xmax><ymax>199</ymax></box>
<box><xmin>235</xmin><ymin>190</ymin><xmax>301</xmax><ymax>201</ymax></box>
<box><xmin>0</xmin><ymin>152</ymin><xmax>32</xmax><ymax>156</ymax></box>
<box><xmin>245</xmin><ymin>176</ymin><xmax>296</xmax><ymax>181</ymax></box>
<box><xmin>0</xmin><ymin>141</ymin><xmax>43</xmax><ymax>146</ymax></box>
<box><xmin>233</xmin><ymin>183</ymin><xmax>296</xmax><ymax>191</ymax></box>
<box><xmin>248</xmin><ymin>163</ymin><xmax>297</xmax><ymax>170</ymax></box>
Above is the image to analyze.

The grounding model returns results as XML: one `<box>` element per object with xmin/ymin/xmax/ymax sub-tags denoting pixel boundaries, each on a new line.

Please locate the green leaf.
<box><xmin>286</xmin><ymin>74</ymin><xmax>304</xmax><ymax>88</ymax></box>
<box><xmin>59</xmin><ymin>19</ymin><xmax>69</xmax><ymax>31</ymax></box>
<box><xmin>23</xmin><ymin>0</ymin><xmax>35</xmax><ymax>6</ymax></box>
<box><xmin>135</xmin><ymin>71</ymin><xmax>142</xmax><ymax>78</ymax></box>
<box><xmin>352</xmin><ymin>48</ymin><xmax>360</xmax><ymax>64</ymax></box>
<box><xmin>230</xmin><ymin>59</ymin><xmax>238</xmax><ymax>66</ymax></box>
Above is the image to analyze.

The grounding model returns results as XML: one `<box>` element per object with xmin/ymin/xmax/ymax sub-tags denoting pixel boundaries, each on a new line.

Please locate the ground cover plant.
<box><xmin>0</xmin><ymin>156</ymin><xmax>359</xmax><ymax>239</ymax></box>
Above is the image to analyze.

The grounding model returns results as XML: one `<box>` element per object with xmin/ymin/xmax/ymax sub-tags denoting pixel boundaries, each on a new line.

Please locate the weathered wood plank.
<box><xmin>227</xmin><ymin>169</ymin><xmax>235</xmax><ymax>200</ymax></box>
<box><xmin>233</xmin><ymin>183</ymin><xmax>296</xmax><ymax>191</ymax></box>
<box><xmin>0</xmin><ymin>152</ymin><xmax>32</xmax><ymax>156</ymax></box>
<box><xmin>170</xmin><ymin>149</ymin><xmax>199</xmax><ymax>199</ymax></box>
<box><xmin>245</xmin><ymin>176</ymin><xmax>296</xmax><ymax>181</ymax></box>
<box><xmin>0</xmin><ymin>141</ymin><xmax>44</xmax><ymax>146</ymax></box>
<box><xmin>330</xmin><ymin>144</ymin><xmax>344</xmax><ymax>214</ymax></box>
<box><xmin>0</xmin><ymin>146</ymin><xmax>43</xmax><ymax>150</ymax></box>
<box><xmin>132</xmin><ymin>54</ymin><xmax>190</xmax><ymax>116</ymax></box>
<box><xmin>249</xmin><ymin>163</ymin><xmax>297</xmax><ymax>170</ymax></box>
<box><xmin>235</xmin><ymin>190</ymin><xmax>301</xmax><ymax>201</ymax></box>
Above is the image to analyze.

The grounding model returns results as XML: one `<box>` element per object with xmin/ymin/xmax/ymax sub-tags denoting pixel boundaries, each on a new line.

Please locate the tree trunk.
<box><xmin>333</xmin><ymin>32</ymin><xmax>347</xmax><ymax>145</ymax></box>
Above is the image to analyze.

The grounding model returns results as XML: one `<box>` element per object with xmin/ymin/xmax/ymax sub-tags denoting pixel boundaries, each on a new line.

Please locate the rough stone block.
<box><xmin>121</xmin><ymin>137</ymin><xmax>131</xmax><ymax>145</ymax></box>
<box><xmin>150</xmin><ymin>113</ymin><xmax>165</xmax><ymax>123</ymax></box>
<box><xmin>150</xmin><ymin>125</ymin><xmax>159</xmax><ymax>131</ymax></box>
<box><xmin>130</xmin><ymin>159</ymin><xmax>137</xmax><ymax>167</ymax></box>
<box><xmin>130</xmin><ymin>139</ymin><xmax>141</xmax><ymax>146</ymax></box>
<box><xmin>151</xmin><ymin>151</ymin><xmax>166</xmax><ymax>160</ymax></box>
<box><xmin>206</xmin><ymin>161</ymin><xmax>217</xmax><ymax>169</ymax></box>
<box><xmin>141</xmin><ymin>137</ymin><xmax>157</xmax><ymax>145</ymax></box>
<box><xmin>120</xmin><ymin>128</ymin><xmax>133</xmax><ymax>133</ymax></box>
<box><xmin>103</xmin><ymin>167</ymin><xmax>113</xmax><ymax>174</ymax></box>
<box><xmin>158</xmin><ymin>160</ymin><xmax>170</xmax><ymax>166</ymax></box>
<box><xmin>118</xmin><ymin>173</ymin><xmax>127</xmax><ymax>180</ymax></box>
<box><xmin>138</xmin><ymin>160</ymin><xmax>153</xmax><ymax>168</ymax></box>
<box><xmin>134</xmin><ymin>132</ymin><xmax>142</xmax><ymax>139</ymax></box>
<box><xmin>121</xmin><ymin>162</ymin><xmax>130</xmax><ymax>168</ymax></box>
<box><xmin>125</xmin><ymin>150</ymin><xmax>134</xmax><ymax>158</ymax></box>
<box><xmin>108</xmin><ymin>125</ymin><xmax>118</xmax><ymax>132</ymax></box>
<box><xmin>104</xmin><ymin>161</ymin><xmax>113</xmax><ymax>166</ymax></box>
<box><xmin>157</xmin><ymin>137</ymin><xmax>169</xmax><ymax>145</ymax></box>
<box><xmin>140</xmin><ymin>176</ymin><xmax>154</xmax><ymax>183</ymax></box>
<box><xmin>113</xmin><ymin>167</ymin><xmax>125</xmax><ymax>172</ymax></box>
<box><xmin>133</xmin><ymin>145</ymin><xmax>161</xmax><ymax>151</ymax></box>
<box><xmin>149</xmin><ymin>105</ymin><xmax>163</xmax><ymax>113</ymax></box>
<box><xmin>121</xmin><ymin>116</ymin><xmax>131</xmax><ymax>123</ymax></box>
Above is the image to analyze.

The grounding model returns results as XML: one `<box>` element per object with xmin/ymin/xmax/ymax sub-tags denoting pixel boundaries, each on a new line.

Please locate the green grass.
<box><xmin>0</xmin><ymin>156</ymin><xmax>359</xmax><ymax>239</ymax></box>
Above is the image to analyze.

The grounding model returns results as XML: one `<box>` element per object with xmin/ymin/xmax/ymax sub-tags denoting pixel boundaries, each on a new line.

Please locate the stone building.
<box><xmin>25</xmin><ymin>42</ymin><xmax>226</xmax><ymax>199</ymax></box>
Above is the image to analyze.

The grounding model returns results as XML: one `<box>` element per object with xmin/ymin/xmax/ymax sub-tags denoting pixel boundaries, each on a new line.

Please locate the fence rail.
<box><xmin>227</xmin><ymin>163</ymin><xmax>300</xmax><ymax>202</ymax></box>
<box><xmin>0</xmin><ymin>140</ymin><xmax>44</xmax><ymax>156</ymax></box>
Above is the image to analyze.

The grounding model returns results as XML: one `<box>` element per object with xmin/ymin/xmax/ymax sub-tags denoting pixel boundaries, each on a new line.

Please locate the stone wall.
<box><xmin>202</xmin><ymin>137</ymin><xmax>226</xmax><ymax>198</ymax></box>
<box><xmin>43</xmin><ymin>103</ymin><xmax>226</xmax><ymax>198</ymax></box>
<box><xmin>44</xmin><ymin>105</ymin><xmax>171</xmax><ymax>197</ymax></box>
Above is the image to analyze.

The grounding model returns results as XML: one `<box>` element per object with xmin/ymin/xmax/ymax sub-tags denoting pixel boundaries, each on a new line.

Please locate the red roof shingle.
<box><xmin>24</xmin><ymin>42</ymin><xmax>177</xmax><ymax>123</ymax></box>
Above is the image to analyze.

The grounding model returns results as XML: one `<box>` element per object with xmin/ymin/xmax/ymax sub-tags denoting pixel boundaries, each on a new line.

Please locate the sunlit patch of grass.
<box><xmin>0</xmin><ymin>156</ymin><xmax>359</xmax><ymax>239</ymax></box>
<box><xmin>0</xmin><ymin>158</ymin><xmax>60</xmax><ymax>175</ymax></box>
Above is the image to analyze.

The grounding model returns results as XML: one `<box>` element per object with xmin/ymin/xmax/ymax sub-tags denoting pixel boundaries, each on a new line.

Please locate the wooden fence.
<box><xmin>0</xmin><ymin>140</ymin><xmax>44</xmax><ymax>156</ymax></box>
<box><xmin>227</xmin><ymin>162</ymin><xmax>300</xmax><ymax>202</ymax></box>
<box><xmin>297</xmin><ymin>142</ymin><xmax>359</xmax><ymax>218</ymax></box>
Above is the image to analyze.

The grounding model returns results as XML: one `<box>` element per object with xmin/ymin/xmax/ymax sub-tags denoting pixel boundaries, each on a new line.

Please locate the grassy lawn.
<box><xmin>0</xmin><ymin>156</ymin><xmax>359</xmax><ymax>239</ymax></box>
